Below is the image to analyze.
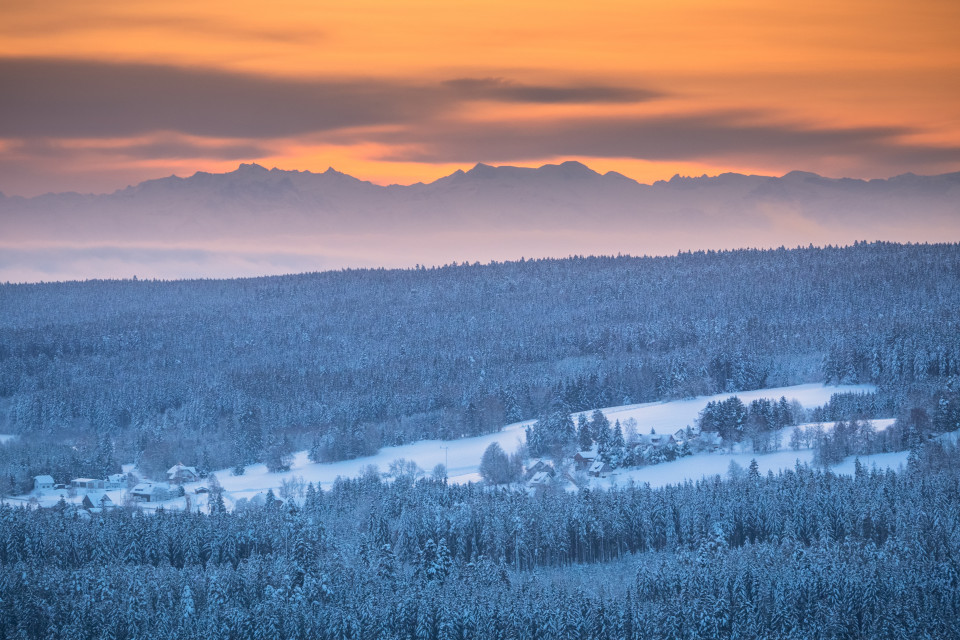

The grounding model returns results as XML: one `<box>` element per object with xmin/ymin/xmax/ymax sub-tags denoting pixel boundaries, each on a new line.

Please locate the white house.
<box><xmin>106</xmin><ymin>474</ymin><xmax>126</xmax><ymax>490</ymax></box>
<box><xmin>167</xmin><ymin>463</ymin><xmax>199</xmax><ymax>484</ymax></box>
<box><xmin>34</xmin><ymin>475</ymin><xmax>55</xmax><ymax>492</ymax></box>
<box><xmin>130</xmin><ymin>482</ymin><xmax>173</xmax><ymax>502</ymax></box>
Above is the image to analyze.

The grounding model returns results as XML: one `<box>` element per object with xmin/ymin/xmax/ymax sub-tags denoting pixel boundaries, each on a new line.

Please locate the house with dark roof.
<box><xmin>573</xmin><ymin>448</ymin><xmax>598</xmax><ymax>470</ymax></box>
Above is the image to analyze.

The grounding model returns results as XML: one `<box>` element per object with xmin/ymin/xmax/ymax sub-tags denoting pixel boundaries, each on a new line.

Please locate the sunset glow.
<box><xmin>2</xmin><ymin>0</ymin><xmax>959</xmax><ymax>195</ymax></box>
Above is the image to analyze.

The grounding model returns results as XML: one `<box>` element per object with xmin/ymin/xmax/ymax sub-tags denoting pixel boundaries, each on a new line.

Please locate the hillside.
<box><xmin>1</xmin><ymin>243</ymin><xmax>958</xmax><ymax>492</ymax></box>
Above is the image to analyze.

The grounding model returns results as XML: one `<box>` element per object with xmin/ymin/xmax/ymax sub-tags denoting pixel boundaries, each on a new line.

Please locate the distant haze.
<box><xmin>1</xmin><ymin>161</ymin><xmax>958</xmax><ymax>282</ymax></box>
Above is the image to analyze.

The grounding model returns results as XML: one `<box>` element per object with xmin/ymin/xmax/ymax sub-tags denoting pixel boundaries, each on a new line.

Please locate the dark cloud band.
<box><xmin>365</xmin><ymin>113</ymin><xmax>960</xmax><ymax>167</ymax></box>
<box><xmin>1</xmin><ymin>57</ymin><xmax>957</xmax><ymax>185</ymax></box>
<box><xmin>0</xmin><ymin>58</ymin><xmax>659</xmax><ymax>139</ymax></box>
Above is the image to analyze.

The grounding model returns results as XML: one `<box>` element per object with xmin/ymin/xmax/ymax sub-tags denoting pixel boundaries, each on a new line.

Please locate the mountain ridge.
<box><xmin>7</xmin><ymin>160</ymin><xmax>960</xmax><ymax>200</ymax></box>
<box><xmin>2</xmin><ymin>160</ymin><xmax>959</xmax><ymax>282</ymax></box>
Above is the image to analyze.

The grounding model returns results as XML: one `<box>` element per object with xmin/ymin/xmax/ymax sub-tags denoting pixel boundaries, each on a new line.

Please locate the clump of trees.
<box><xmin>697</xmin><ymin>395</ymin><xmax>801</xmax><ymax>452</ymax></box>
<box><xmin>478</xmin><ymin>442</ymin><xmax>523</xmax><ymax>484</ymax></box>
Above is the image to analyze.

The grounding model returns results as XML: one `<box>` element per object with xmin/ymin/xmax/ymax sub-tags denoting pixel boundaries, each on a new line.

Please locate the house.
<box><xmin>33</xmin><ymin>475</ymin><xmax>55</xmax><ymax>492</ymax></box>
<box><xmin>588</xmin><ymin>460</ymin><xmax>612</xmax><ymax>477</ymax></box>
<box><xmin>573</xmin><ymin>449</ymin><xmax>598</xmax><ymax>470</ymax></box>
<box><xmin>698</xmin><ymin>432</ymin><xmax>722</xmax><ymax>450</ymax></box>
<box><xmin>529</xmin><ymin>470</ymin><xmax>553</xmax><ymax>485</ymax></box>
<box><xmin>130</xmin><ymin>482</ymin><xmax>173</xmax><ymax>502</ymax></box>
<box><xmin>82</xmin><ymin>491</ymin><xmax>115</xmax><ymax>511</ymax></box>
<box><xmin>637</xmin><ymin>433</ymin><xmax>676</xmax><ymax>448</ymax></box>
<box><xmin>528</xmin><ymin>471</ymin><xmax>553</xmax><ymax>493</ymax></box>
<box><xmin>167</xmin><ymin>463</ymin><xmax>199</xmax><ymax>484</ymax></box>
<box><xmin>106</xmin><ymin>474</ymin><xmax>126</xmax><ymax>490</ymax></box>
<box><xmin>524</xmin><ymin>458</ymin><xmax>555</xmax><ymax>479</ymax></box>
<box><xmin>72</xmin><ymin>478</ymin><xmax>105</xmax><ymax>490</ymax></box>
<box><xmin>673</xmin><ymin>428</ymin><xmax>688</xmax><ymax>443</ymax></box>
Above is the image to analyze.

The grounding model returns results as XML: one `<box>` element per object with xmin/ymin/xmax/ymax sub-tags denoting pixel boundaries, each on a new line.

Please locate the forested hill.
<box><xmin>1</xmin><ymin>242</ymin><xmax>959</xmax><ymax>483</ymax></box>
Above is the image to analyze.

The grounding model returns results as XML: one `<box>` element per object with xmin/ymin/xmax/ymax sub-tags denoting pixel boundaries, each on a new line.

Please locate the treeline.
<box><xmin>2</xmin><ymin>441</ymin><xmax>960</xmax><ymax>639</ymax></box>
<box><xmin>1</xmin><ymin>242</ymin><xmax>960</xmax><ymax>485</ymax></box>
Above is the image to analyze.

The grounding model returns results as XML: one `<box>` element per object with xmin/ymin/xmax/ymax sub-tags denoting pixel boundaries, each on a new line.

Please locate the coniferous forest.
<box><xmin>2</xmin><ymin>442</ymin><xmax>960</xmax><ymax>639</ymax></box>
<box><xmin>2</xmin><ymin>242</ymin><xmax>960</xmax><ymax>638</ymax></box>
<box><xmin>1</xmin><ymin>242</ymin><xmax>960</xmax><ymax>488</ymax></box>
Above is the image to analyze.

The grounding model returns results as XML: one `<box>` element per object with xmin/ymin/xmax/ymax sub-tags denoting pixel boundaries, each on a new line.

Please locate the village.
<box><xmin>20</xmin><ymin>422</ymin><xmax>724</xmax><ymax>513</ymax></box>
<box><xmin>25</xmin><ymin>462</ymin><xmax>213</xmax><ymax>515</ymax></box>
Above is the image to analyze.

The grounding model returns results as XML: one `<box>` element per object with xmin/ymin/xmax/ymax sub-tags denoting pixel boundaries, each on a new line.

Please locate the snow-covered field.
<box><xmin>18</xmin><ymin>382</ymin><xmax>903</xmax><ymax>512</ymax></box>
<box><xmin>596</xmin><ymin>421</ymin><xmax>902</xmax><ymax>491</ymax></box>
<box><xmin>580</xmin><ymin>383</ymin><xmax>877</xmax><ymax>433</ymax></box>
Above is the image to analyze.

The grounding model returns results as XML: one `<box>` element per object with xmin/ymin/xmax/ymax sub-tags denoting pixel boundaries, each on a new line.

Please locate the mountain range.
<box><xmin>2</xmin><ymin>161</ymin><xmax>959</xmax><ymax>281</ymax></box>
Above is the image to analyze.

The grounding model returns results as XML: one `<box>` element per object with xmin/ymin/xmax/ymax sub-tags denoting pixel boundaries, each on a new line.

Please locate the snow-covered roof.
<box><xmin>34</xmin><ymin>475</ymin><xmax>54</xmax><ymax>484</ymax></box>
<box><xmin>575</xmin><ymin>450</ymin><xmax>597</xmax><ymax>461</ymax></box>
<box><xmin>167</xmin><ymin>463</ymin><xmax>198</xmax><ymax>475</ymax></box>
<box><xmin>83</xmin><ymin>491</ymin><xmax>113</xmax><ymax>506</ymax></box>
<box><xmin>73</xmin><ymin>477</ymin><xmax>97</xmax><ymax>483</ymax></box>
<box><xmin>132</xmin><ymin>482</ymin><xmax>171</xmax><ymax>495</ymax></box>
<box><xmin>529</xmin><ymin>471</ymin><xmax>552</xmax><ymax>485</ymax></box>
<box><xmin>636</xmin><ymin>433</ymin><xmax>674</xmax><ymax>446</ymax></box>
<box><xmin>589</xmin><ymin>460</ymin><xmax>609</xmax><ymax>472</ymax></box>
<box><xmin>107</xmin><ymin>473</ymin><xmax>125</xmax><ymax>482</ymax></box>
<box><xmin>526</xmin><ymin>458</ymin><xmax>554</xmax><ymax>472</ymax></box>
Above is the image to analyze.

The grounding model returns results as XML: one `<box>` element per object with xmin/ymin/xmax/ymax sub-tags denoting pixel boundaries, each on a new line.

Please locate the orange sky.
<box><xmin>2</xmin><ymin>0</ymin><xmax>959</xmax><ymax>195</ymax></box>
